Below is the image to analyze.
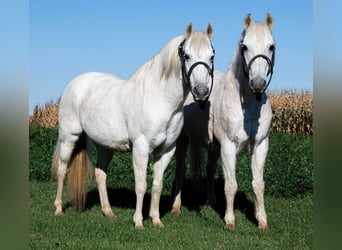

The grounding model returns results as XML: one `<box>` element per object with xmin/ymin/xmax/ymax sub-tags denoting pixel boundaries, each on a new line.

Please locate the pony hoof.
<box><xmin>106</xmin><ymin>213</ymin><xmax>117</xmax><ymax>220</ymax></box>
<box><xmin>258</xmin><ymin>223</ymin><xmax>269</xmax><ymax>230</ymax></box>
<box><xmin>54</xmin><ymin>210</ymin><xmax>64</xmax><ymax>216</ymax></box>
<box><xmin>135</xmin><ymin>224</ymin><xmax>145</xmax><ymax>230</ymax></box>
<box><xmin>153</xmin><ymin>221</ymin><xmax>165</xmax><ymax>228</ymax></box>
<box><xmin>225</xmin><ymin>223</ymin><xmax>235</xmax><ymax>231</ymax></box>
<box><xmin>170</xmin><ymin>208</ymin><xmax>181</xmax><ymax>215</ymax></box>
<box><xmin>102</xmin><ymin>209</ymin><xmax>116</xmax><ymax>219</ymax></box>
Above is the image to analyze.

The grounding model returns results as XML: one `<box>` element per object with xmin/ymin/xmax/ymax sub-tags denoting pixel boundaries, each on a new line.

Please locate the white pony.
<box><xmin>51</xmin><ymin>23</ymin><xmax>215</xmax><ymax>229</ymax></box>
<box><xmin>171</xmin><ymin>14</ymin><xmax>275</xmax><ymax>230</ymax></box>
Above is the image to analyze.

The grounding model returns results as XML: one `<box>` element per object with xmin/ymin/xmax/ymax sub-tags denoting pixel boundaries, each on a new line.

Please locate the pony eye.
<box><xmin>184</xmin><ymin>54</ymin><xmax>190</xmax><ymax>60</ymax></box>
<box><xmin>240</xmin><ymin>43</ymin><xmax>248</xmax><ymax>52</ymax></box>
<box><xmin>269</xmin><ymin>44</ymin><xmax>275</xmax><ymax>51</ymax></box>
<box><xmin>210</xmin><ymin>49</ymin><xmax>215</xmax><ymax>62</ymax></box>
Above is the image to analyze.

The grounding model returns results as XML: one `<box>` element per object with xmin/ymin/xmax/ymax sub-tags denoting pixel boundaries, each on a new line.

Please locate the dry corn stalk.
<box><xmin>29</xmin><ymin>91</ymin><xmax>313</xmax><ymax>134</ymax></box>
<box><xmin>268</xmin><ymin>90</ymin><xmax>313</xmax><ymax>135</ymax></box>
<box><xmin>29</xmin><ymin>100</ymin><xmax>60</xmax><ymax>128</ymax></box>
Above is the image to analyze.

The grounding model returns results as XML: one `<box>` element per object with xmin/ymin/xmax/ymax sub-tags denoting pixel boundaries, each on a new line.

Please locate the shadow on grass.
<box><xmin>63</xmin><ymin>178</ymin><xmax>256</xmax><ymax>226</ymax></box>
<box><xmin>177</xmin><ymin>178</ymin><xmax>257</xmax><ymax>226</ymax></box>
<box><xmin>213</xmin><ymin>178</ymin><xmax>257</xmax><ymax>226</ymax></box>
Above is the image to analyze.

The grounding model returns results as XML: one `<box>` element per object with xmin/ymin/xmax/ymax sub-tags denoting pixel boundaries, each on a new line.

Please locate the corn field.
<box><xmin>268</xmin><ymin>90</ymin><xmax>313</xmax><ymax>134</ymax></box>
<box><xmin>29</xmin><ymin>90</ymin><xmax>313</xmax><ymax>134</ymax></box>
<box><xmin>29</xmin><ymin>100</ymin><xmax>60</xmax><ymax>128</ymax></box>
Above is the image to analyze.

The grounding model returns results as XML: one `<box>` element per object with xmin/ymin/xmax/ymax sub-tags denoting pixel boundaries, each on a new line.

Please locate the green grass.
<box><xmin>29</xmin><ymin>180</ymin><xmax>312</xmax><ymax>249</ymax></box>
<box><xmin>29</xmin><ymin>128</ymin><xmax>313</xmax><ymax>197</ymax></box>
<box><xmin>29</xmin><ymin>129</ymin><xmax>313</xmax><ymax>249</ymax></box>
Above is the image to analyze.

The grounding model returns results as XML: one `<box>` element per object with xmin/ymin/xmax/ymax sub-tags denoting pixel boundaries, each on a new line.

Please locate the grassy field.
<box><xmin>29</xmin><ymin>180</ymin><xmax>312</xmax><ymax>249</ymax></box>
<box><xmin>29</xmin><ymin>129</ymin><xmax>313</xmax><ymax>249</ymax></box>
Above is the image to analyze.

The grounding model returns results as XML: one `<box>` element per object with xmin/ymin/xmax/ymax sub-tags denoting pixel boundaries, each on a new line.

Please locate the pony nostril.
<box><xmin>251</xmin><ymin>79</ymin><xmax>255</xmax><ymax>89</ymax></box>
<box><xmin>204</xmin><ymin>87</ymin><xmax>209</xmax><ymax>96</ymax></box>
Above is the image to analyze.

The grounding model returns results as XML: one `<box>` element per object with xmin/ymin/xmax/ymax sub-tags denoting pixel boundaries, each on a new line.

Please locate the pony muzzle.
<box><xmin>192</xmin><ymin>85</ymin><xmax>210</xmax><ymax>101</ymax></box>
<box><xmin>249</xmin><ymin>76</ymin><xmax>267</xmax><ymax>94</ymax></box>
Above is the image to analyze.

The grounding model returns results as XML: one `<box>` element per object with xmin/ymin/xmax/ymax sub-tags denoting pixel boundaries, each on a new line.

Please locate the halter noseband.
<box><xmin>178</xmin><ymin>39</ymin><xmax>215</xmax><ymax>109</ymax></box>
<box><xmin>240</xmin><ymin>41</ymin><xmax>275</xmax><ymax>94</ymax></box>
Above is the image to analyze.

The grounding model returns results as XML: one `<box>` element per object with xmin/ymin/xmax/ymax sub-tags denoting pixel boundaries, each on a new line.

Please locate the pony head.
<box><xmin>179</xmin><ymin>23</ymin><xmax>215</xmax><ymax>106</ymax></box>
<box><xmin>239</xmin><ymin>13</ymin><xmax>275</xmax><ymax>100</ymax></box>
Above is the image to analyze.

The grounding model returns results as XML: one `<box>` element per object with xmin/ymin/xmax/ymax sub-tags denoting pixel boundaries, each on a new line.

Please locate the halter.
<box><xmin>178</xmin><ymin>39</ymin><xmax>215</xmax><ymax>109</ymax></box>
<box><xmin>239</xmin><ymin>40</ymin><xmax>275</xmax><ymax>94</ymax></box>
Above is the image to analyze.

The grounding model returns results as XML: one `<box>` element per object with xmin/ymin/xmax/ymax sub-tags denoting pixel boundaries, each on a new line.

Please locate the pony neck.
<box><xmin>129</xmin><ymin>36</ymin><xmax>183</xmax><ymax>83</ymax></box>
<box><xmin>127</xmin><ymin>36</ymin><xmax>188</xmax><ymax>107</ymax></box>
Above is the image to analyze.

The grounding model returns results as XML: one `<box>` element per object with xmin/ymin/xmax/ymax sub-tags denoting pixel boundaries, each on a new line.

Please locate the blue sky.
<box><xmin>29</xmin><ymin>0</ymin><xmax>312</xmax><ymax>114</ymax></box>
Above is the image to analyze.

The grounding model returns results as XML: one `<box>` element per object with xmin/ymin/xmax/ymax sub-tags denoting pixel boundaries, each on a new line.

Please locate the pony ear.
<box><xmin>243</xmin><ymin>13</ymin><xmax>253</xmax><ymax>30</ymax></box>
<box><xmin>205</xmin><ymin>23</ymin><xmax>214</xmax><ymax>39</ymax></box>
<box><xmin>185</xmin><ymin>23</ymin><xmax>194</xmax><ymax>39</ymax></box>
<box><xmin>264</xmin><ymin>13</ymin><xmax>274</xmax><ymax>30</ymax></box>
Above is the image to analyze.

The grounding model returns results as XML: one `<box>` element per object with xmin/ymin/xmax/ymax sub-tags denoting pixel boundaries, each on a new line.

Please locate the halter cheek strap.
<box><xmin>240</xmin><ymin>41</ymin><xmax>275</xmax><ymax>93</ymax></box>
<box><xmin>178</xmin><ymin>39</ymin><xmax>215</xmax><ymax>108</ymax></box>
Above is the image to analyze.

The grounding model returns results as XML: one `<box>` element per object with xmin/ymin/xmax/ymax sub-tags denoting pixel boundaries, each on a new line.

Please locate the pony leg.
<box><xmin>132</xmin><ymin>138</ymin><xmax>149</xmax><ymax>229</ymax></box>
<box><xmin>220</xmin><ymin>139</ymin><xmax>237</xmax><ymax>230</ymax></box>
<box><xmin>206</xmin><ymin>147</ymin><xmax>220</xmax><ymax>207</ymax></box>
<box><xmin>95</xmin><ymin>146</ymin><xmax>115</xmax><ymax>219</ymax></box>
<box><xmin>149</xmin><ymin>146</ymin><xmax>176</xmax><ymax>228</ymax></box>
<box><xmin>251</xmin><ymin>138</ymin><xmax>269</xmax><ymax>229</ymax></box>
<box><xmin>171</xmin><ymin>133</ymin><xmax>189</xmax><ymax>215</ymax></box>
<box><xmin>54</xmin><ymin>160</ymin><xmax>68</xmax><ymax>216</ymax></box>
<box><xmin>52</xmin><ymin>138</ymin><xmax>78</xmax><ymax>216</ymax></box>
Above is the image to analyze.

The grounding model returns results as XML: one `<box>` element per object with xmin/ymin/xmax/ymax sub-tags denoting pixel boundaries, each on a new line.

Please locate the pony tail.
<box><xmin>189</xmin><ymin>142</ymin><xmax>203</xmax><ymax>181</ymax></box>
<box><xmin>67</xmin><ymin>134</ymin><xmax>89</xmax><ymax>212</ymax></box>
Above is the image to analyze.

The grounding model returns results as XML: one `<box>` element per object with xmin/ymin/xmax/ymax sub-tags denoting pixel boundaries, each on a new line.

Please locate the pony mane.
<box><xmin>128</xmin><ymin>36</ymin><xmax>185</xmax><ymax>84</ymax></box>
<box><xmin>229</xmin><ymin>45</ymin><xmax>240</xmax><ymax>75</ymax></box>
